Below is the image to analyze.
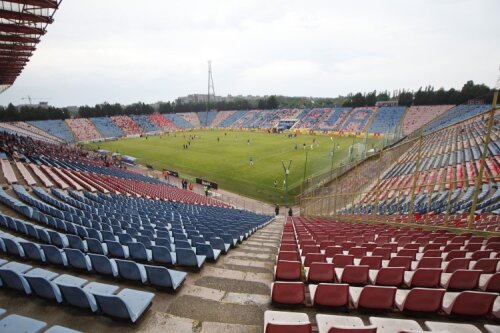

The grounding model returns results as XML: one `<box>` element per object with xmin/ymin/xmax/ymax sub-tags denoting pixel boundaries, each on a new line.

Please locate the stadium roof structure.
<box><xmin>0</xmin><ymin>0</ymin><xmax>61</xmax><ymax>93</ymax></box>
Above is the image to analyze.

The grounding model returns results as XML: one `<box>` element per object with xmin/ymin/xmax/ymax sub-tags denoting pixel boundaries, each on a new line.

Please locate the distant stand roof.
<box><xmin>0</xmin><ymin>0</ymin><xmax>62</xmax><ymax>93</ymax></box>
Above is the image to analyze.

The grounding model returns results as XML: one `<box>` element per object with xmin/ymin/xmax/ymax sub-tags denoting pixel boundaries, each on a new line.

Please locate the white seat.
<box><xmin>264</xmin><ymin>310</ymin><xmax>310</xmax><ymax>332</ymax></box>
<box><xmin>369</xmin><ymin>317</ymin><xmax>422</xmax><ymax>333</ymax></box>
<box><xmin>484</xmin><ymin>324</ymin><xmax>500</xmax><ymax>333</ymax></box>
<box><xmin>425</xmin><ymin>321</ymin><xmax>481</xmax><ymax>333</ymax></box>
<box><xmin>348</xmin><ymin>286</ymin><xmax>363</xmax><ymax>308</ymax></box>
<box><xmin>317</xmin><ymin>314</ymin><xmax>375</xmax><ymax>333</ymax></box>
<box><xmin>394</xmin><ymin>289</ymin><xmax>411</xmax><ymax>311</ymax></box>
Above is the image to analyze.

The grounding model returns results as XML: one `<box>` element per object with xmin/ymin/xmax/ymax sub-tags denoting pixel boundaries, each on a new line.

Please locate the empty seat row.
<box><xmin>0</xmin><ymin>260</ymin><xmax>154</xmax><ymax>322</ymax></box>
<box><xmin>265</xmin><ymin>311</ymin><xmax>500</xmax><ymax>333</ymax></box>
<box><xmin>271</xmin><ymin>281</ymin><xmax>499</xmax><ymax>318</ymax></box>
<box><xmin>0</xmin><ymin>231</ymin><xmax>187</xmax><ymax>290</ymax></box>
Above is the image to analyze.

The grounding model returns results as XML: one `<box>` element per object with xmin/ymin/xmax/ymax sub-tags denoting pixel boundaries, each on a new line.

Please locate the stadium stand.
<box><xmin>89</xmin><ymin>117</ymin><xmax>124</xmax><ymax>138</ymax></box>
<box><xmin>198</xmin><ymin>110</ymin><xmax>217</xmax><ymax>127</ymax></box>
<box><xmin>424</xmin><ymin>104</ymin><xmax>492</xmax><ymax>134</ymax></box>
<box><xmin>316</xmin><ymin>107</ymin><xmax>352</xmax><ymax>131</ymax></box>
<box><xmin>130</xmin><ymin>114</ymin><xmax>161</xmax><ymax>133</ymax></box>
<box><xmin>164</xmin><ymin>113</ymin><xmax>194</xmax><ymax>128</ymax></box>
<box><xmin>402</xmin><ymin>105</ymin><xmax>454</xmax><ymax>135</ymax></box>
<box><xmin>265</xmin><ymin>216</ymin><xmax>500</xmax><ymax>332</ymax></box>
<box><xmin>295</xmin><ymin>108</ymin><xmax>332</xmax><ymax>130</ymax></box>
<box><xmin>211</xmin><ymin>110</ymin><xmax>235</xmax><ymax>127</ymax></box>
<box><xmin>218</xmin><ymin>110</ymin><xmax>247</xmax><ymax>128</ymax></box>
<box><xmin>110</xmin><ymin>115</ymin><xmax>143</xmax><ymax>135</ymax></box>
<box><xmin>232</xmin><ymin>110</ymin><xmax>261</xmax><ymax>128</ymax></box>
<box><xmin>340</xmin><ymin>113</ymin><xmax>500</xmax><ymax>231</ymax></box>
<box><xmin>65</xmin><ymin>118</ymin><xmax>101</xmax><ymax>142</ymax></box>
<box><xmin>147</xmin><ymin>113</ymin><xmax>178</xmax><ymax>130</ymax></box>
<box><xmin>340</xmin><ymin>107</ymin><xmax>377</xmax><ymax>132</ymax></box>
<box><xmin>367</xmin><ymin>106</ymin><xmax>406</xmax><ymax>134</ymax></box>
<box><xmin>178</xmin><ymin>112</ymin><xmax>201</xmax><ymax>127</ymax></box>
<box><xmin>0</xmin><ymin>122</ymin><xmax>61</xmax><ymax>144</ymax></box>
<box><xmin>27</xmin><ymin>120</ymin><xmax>76</xmax><ymax>143</ymax></box>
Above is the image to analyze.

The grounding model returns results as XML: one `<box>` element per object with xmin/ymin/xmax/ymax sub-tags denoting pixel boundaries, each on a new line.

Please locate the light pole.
<box><xmin>330</xmin><ymin>141</ymin><xmax>336</xmax><ymax>173</ymax></box>
<box><xmin>282</xmin><ymin>160</ymin><xmax>292</xmax><ymax>208</ymax></box>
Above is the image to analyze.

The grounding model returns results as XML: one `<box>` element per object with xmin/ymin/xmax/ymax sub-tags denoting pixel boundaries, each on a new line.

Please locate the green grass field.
<box><xmin>84</xmin><ymin>130</ymin><xmax>382</xmax><ymax>204</ymax></box>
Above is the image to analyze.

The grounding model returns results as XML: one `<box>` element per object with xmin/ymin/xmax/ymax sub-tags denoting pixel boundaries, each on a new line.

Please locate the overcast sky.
<box><xmin>0</xmin><ymin>0</ymin><xmax>499</xmax><ymax>107</ymax></box>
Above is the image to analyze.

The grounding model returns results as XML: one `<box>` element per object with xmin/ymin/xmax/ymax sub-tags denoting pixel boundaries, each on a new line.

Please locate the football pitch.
<box><xmin>84</xmin><ymin>130</ymin><xmax>383</xmax><ymax>204</ymax></box>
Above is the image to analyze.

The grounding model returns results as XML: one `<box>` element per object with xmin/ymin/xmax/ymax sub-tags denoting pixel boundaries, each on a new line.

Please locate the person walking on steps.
<box><xmin>275</xmin><ymin>204</ymin><xmax>280</xmax><ymax>216</ymax></box>
<box><xmin>288</xmin><ymin>207</ymin><xmax>293</xmax><ymax>217</ymax></box>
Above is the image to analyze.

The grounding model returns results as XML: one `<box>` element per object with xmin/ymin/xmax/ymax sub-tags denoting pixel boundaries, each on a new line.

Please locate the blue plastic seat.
<box><xmin>47</xmin><ymin>230</ymin><xmax>69</xmax><ymax>248</ymax></box>
<box><xmin>115</xmin><ymin>259</ymin><xmax>148</xmax><ymax>283</ymax></box>
<box><xmin>0</xmin><ymin>261</ymin><xmax>32</xmax><ymax>293</ymax></box>
<box><xmin>174</xmin><ymin>240</ymin><xmax>192</xmax><ymax>250</ymax></box>
<box><xmin>88</xmin><ymin>254</ymin><xmax>118</xmax><ymax>277</ymax></box>
<box><xmin>195</xmin><ymin>243</ymin><xmax>221</xmax><ymax>261</ymax></box>
<box><xmin>3</xmin><ymin>237</ymin><xmax>25</xmax><ymax>257</ymax></box>
<box><xmin>85</xmin><ymin>238</ymin><xmax>108</xmax><ymax>255</ymax></box>
<box><xmin>45</xmin><ymin>325</ymin><xmax>82</xmax><ymax>333</ymax></box>
<box><xmin>128</xmin><ymin>242</ymin><xmax>152</xmax><ymax>261</ymax></box>
<box><xmin>64</xmin><ymin>249</ymin><xmax>92</xmax><ymax>271</ymax></box>
<box><xmin>105</xmin><ymin>240</ymin><xmax>129</xmax><ymax>258</ymax></box>
<box><xmin>210</xmin><ymin>237</ymin><xmax>230</xmax><ymax>253</ymax></box>
<box><xmin>144</xmin><ymin>265</ymin><xmax>186</xmax><ymax>290</ymax></box>
<box><xmin>93</xmin><ymin>288</ymin><xmax>154</xmax><ymax>322</ymax></box>
<box><xmin>67</xmin><ymin>235</ymin><xmax>88</xmax><ymax>252</ymax></box>
<box><xmin>54</xmin><ymin>274</ymin><xmax>95</xmax><ymax>310</ymax></box>
<box><xmin>175</xmin><ymin>248</ymin><xmax>206</xmax><ymax>268</ymax></box>
<box><xmin>40</xmin><ymin>245</ymin><xmax>68</xmax><ymax>266</ymax></box>
<box><xmin>19</xmin><ymin>242</ymin><xmax>46</xmax><ymax>262</ymax></box>
<box><xmin>24</xmin><ymin>268</ymin><xmax>62</xmax><ymax>302</ymax></box>
<box><xmin>151</xmin><ymin>245</ymin><xmax>176</xmax><ymax>265</ymax></box>
<box><xmin>0</xmin><ymin>314</ymin><xmax>47</xmax><ymax>333</ymax></box>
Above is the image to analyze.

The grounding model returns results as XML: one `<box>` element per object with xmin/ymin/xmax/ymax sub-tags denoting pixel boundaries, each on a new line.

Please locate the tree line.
<box><xmin>342</xmin><ymin>80</ymin><xmax>493</xmax><ymax>107</ymax></box>
<box><xmin>0</xmin><ymin>80</ymin><xmax>494</xmax><ymax>122</ymax></box>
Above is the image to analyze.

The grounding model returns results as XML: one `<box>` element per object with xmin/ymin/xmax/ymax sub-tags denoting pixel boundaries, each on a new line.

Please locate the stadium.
<box><xmin>0</xmin><ymin>1</ymin><xmax>498</xmax><ymax>333</ymax></box>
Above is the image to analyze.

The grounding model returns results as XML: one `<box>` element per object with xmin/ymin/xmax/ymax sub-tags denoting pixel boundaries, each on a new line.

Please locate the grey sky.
<box><xmin>0</xmin><ymin>0</ymin><xmax>499</xmax><ymax>107</ymax></box>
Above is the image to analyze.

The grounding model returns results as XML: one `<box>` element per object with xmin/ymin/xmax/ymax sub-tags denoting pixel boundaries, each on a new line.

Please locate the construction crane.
<box><xmin>21</xmin><ymin>96</ymin><xmax>50</xmax><ymax>105</ymax></box>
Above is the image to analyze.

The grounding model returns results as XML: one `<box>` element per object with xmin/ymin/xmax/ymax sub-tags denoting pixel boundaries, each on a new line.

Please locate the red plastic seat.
<box><xmin>359</xmin><ymin>256</ymin><xmax>383</xmax><ymax>270</ymax></box>
<box><xmin>307</xmin><ymin>262</ymin><xmax>334</xmax><ymax>283</ymax></box>
<box><xmin>479</xmin><ymin>272</ymin><xmax>500</xmax><ymax>292</ymax></box>
<box><xmin>275</xmin><ymin>260</ymin><xmax>302</xmax><ymax>281</ymax></box>
<box><xmin>372</xmin><ymin>247</ymin><xmax>391</xmax><ymax>260</ymax></box>
<box><xmin>485</xmin><ymin>242</ymin><xmax>500</xmax><ymax>251</ymax></box>
<box><xmin>387</xmin><ymin>256</ymin><xmax>412</xmax><ymax>271</ymax></box>
<box><xmin>280</xmin><ymin>244</ymin><xmax>297</xmax><ymax>252</ymax></box>
<box><xmin>487</xmin><ymin>237</ymin><xmax>500</xmax><ymax>244</ymax></box>
<box><xmin>341</xmin><ymin>241</ymin><xmax>356</xmax><ymax>251</ymax></box>
<box><xmin>440</xmin><ymin>269</ymin><xmax>482</xmax><ymax>290</ymax></box>
<box><xmin>337</xmin><ymin>265</ymin><xmax>369</xmax><ymax>285</ymax></box>
<box><xmin>421</xmin><ymin>243</ymin><xmax>441</xmax><ymax>252</ymax></box>
<box><xmin>371</xmin><ymin>267</ymin><xmax>405</xmax><ymax>287</ymax></box>
<box><xmin>278</xmin><ymin>251</ymin><xmax>300</xmax><ymax>261</ymax></box>
<box><xmin>471</xmin><ymin>250</ymin><xmax>493</xmax><ymax>261</ymax></box>
<box><xmin>264</xmin><ymin>310</ymin><xmax>312</xmax><ymax>333</ymax></box>
<box><xmin>332</xmin><ymin>254</ymin><xmax>354</xmax><ymax>268</ymax></box>
<box><xmin>301</xmin><ymin>245</ymin><xmax>320</xmax><ymax>256</ymax></box>
<box><xmin>444</xmin><ymin>250</ymin><xmax>467</xmax><ymax>262</ymax></box>
<box><xmin>422</xmin><ymin>249</ymin><xmax>442</xmax><ymax>258</ymax></box>
<box><xmin>325</xmin><ymin>246</ymin><xmax>344</xmax><ymax>258</ymax></box>
<box><xmin>351</xmin><ymin>285</ymin><xmax>397</xmax><ymax>310</ymax></box>
<box><xmin>271</xmin><ymin>282</ymin><xmax>305</xmax><ymax>305</ymax></box>
<box><xmin>348</xmin><ymin>247</ymin><xmax>367</xmax><ymax>259</ymax></box>
<box><xmin>464</xmin><ymin>243</ymin><xmax>482</xmax><ymax>252</ymax></box>
<box><xmin>415</xmin><ymin>257</ymin><xmax>442</xmax><ymax>269</ymax></box>
<box><xmin>472</xmin><ymin>258</ymin><xmax>499</xmax><ymax>274</ymax></box>
<box><xmin>442</xmin><ymin>243</ymin><xmax>462</xmax><ymax>252</ymax></box>
<box><xmin>309</xmin><ymin>283</ymin><xmax>349</xmax><ymax>308</ymax></box>
<box><xmin>304</xmin><ymin>253</ymin><xmax>326</xmax><ymax>267</ymax></box>
<box><xmin>443</xmin><ymin>258</ymin><xmax>471</xmax><ymax>273</ymax></box>
<box><xmin>397</xmin><ymin>249</ymin><xmax>417</xmax><ymax>260</ymax></box>
<box><xmin>395</xmin><ymin>288</ymin><xmax>445</xmax><ymax>313</ymax></box>
<box><xmin>405</xmin><ymin>268</ymin><xmax>442</xmax><ymax>288</ymax></box>
<box><xmin>442</xmin><ymin>291</ymin><xmax>497</xmax><ymax>316</ymax></box>
<box><xmin>361</xmin><ymin>243</ymin><xmax>377</xmax><ymax>252</ymax></box>
<box><xmin>319</xmin><ymin>241</ymin><xmax>336</xmax><ymax>251</ymax></box>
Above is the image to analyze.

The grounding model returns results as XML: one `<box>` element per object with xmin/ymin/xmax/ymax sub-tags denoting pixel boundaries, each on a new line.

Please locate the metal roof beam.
<box><xmin>0</xmin><ymin>9</ymin><xmax>53</xmax><ymax>23</ymax></box>
<box><xmin>0</xmin><ymin>35</ymin><xmax>39</xmax><ymax>43</ymax></box>
<box><xmin>0</xmin><ymin>23</ymin><xmax>45</xmax><ymax>35</ymax></box>
<box><xmin>3</xmin><ymin>0</ymin><xmax>59</xmax><ymax>9</ymax></box>
<box><xmin>0</xmin><ymin>44</ymin><xmax>36</xmax><ymax>51</ymax></box>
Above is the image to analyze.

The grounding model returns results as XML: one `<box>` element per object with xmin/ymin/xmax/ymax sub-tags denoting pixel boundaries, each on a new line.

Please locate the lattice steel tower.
<box><xmin>205</xmin><ymin>60</ymin><xmax>216</xmax><ymax>126</ymax></box>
